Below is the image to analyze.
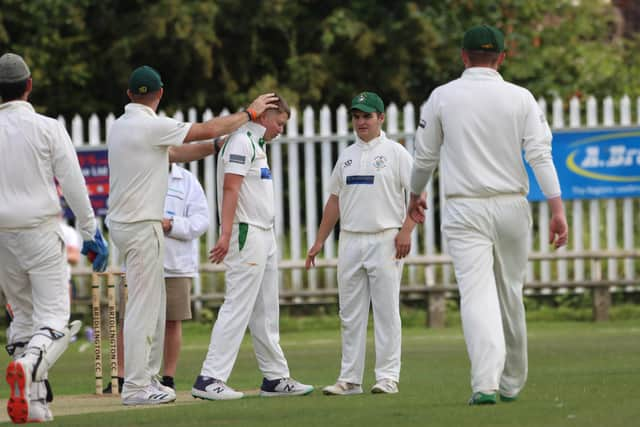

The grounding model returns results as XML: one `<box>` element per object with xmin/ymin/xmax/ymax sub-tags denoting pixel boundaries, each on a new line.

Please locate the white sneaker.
<box><xmin>191</xmin><ymin>376</ymin><xmax>243</xmax><ymax>401</ymax></box>
<box><xmin>122</xmin><ymin>384</ymin><xmax>176</xmax><ymax>406</ymax></box>
<box><xmin>151</xmin><ymin>377</ymin><xmax>176</xmax><ymax>400</ymax></box>
<box><xmin>260</xmin><ymin>377</ymin><xmax>314</xmax><ymax>397</ymax></box>
<box><xmin>27</xmin><ymin>399</ymin><xmax>54</xmax><ymax>422</ymax></box>
<box><xmin>6</xmin><ymin>359</ymin><xmax>32</xmax><ymax>423</ymax></box>
<box><xmin>371</xmin><ymin>378</ymin><xmax>399</xmax><ymax>394</ymax></box>
<box><xmin>69</xmin><ymin>320</ymin><xmax>83</xmax><ymax>337</ymax></box>
<box><xmin>322</xmin><ymin>381</ymin><xmax>363</xmax><ymax>396</ymax></box>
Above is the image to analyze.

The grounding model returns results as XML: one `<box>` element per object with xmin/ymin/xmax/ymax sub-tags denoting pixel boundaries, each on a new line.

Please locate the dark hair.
<box><xmin>0</xmin><ymin>79</ymin><xmax>28</xmax><ymax>101</ymax></box>
<box><xmin>464</xmin><ymin>50</ymin><xmax>501</xmax><ymax>66</ymax></box>
<box><xmin>129</xmin><ymin>90</ymin><xmax>160</xmax><ymax>103</ymax></box>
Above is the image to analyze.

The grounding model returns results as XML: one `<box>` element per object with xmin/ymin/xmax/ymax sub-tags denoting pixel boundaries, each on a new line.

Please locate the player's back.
<box><xmin>106</xmin><ymin>104</ymin><xmax>173</xmax><ymax>224</ymax></box>
<box><xmin>434</xmin><ymin>67</ymin><xmax>545</xmax><ymax>198</ymax></box>
<box><xmin>0</xmin><ymin>101</ymin><xmax>67</xmax><ymax>228</ymax></box>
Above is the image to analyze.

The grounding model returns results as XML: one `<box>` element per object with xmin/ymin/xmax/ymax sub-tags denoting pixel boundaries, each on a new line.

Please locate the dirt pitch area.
<box><xmin>0</xmin><ymin>389</ymin><xmax>261</xmax><ymax>423</ymax></box>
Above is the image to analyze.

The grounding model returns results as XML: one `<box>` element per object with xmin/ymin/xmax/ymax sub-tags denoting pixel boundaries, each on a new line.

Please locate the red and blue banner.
<box><xmin>527</xmin><ymin>127</ymin><xmax>640</xmax><ymax>201</ymax></box>
<box><xmin>62</xmin><ymin>146</ymin><xmax>109</xmax><ymax>218</ymax></box>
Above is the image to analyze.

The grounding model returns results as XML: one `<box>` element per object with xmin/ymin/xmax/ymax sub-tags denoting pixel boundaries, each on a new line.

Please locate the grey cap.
<box><xmin>0</xmin><ymin>53</ymin><xmax>31</xmax><ymax>83</ymax></box>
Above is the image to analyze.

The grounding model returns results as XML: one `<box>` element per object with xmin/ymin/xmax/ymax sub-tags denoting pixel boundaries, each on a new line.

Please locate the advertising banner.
<box><xmin>527</xmin><ymin>127</ymin><xmax>640</xmax><ymax>201</ymax></box>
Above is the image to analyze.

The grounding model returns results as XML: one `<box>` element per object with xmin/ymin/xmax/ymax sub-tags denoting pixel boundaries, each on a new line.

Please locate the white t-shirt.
<box><xmin>0</xmin><ymin>101</ymin><xmax>96</xmax><ymax>240</ymax></box>
<box><xmin>217</xmin><ymin>122</ymin><xmax>274</xmax><ymax>229</ymax></box>
<box><xmin>164</xmin><ymin>165</ymin><xmax>209</xmax><ymax>277</ymax></box>
<box><xmin>106</xmin><ymin>103</ymin><xmax>192</xmax><ymax>224</ymax></box>
<box><xmin>329</xmin><ymin>131</ymin><xmax>413</xmax><ymax>233</ymax></box>
<box><xmin>411</xmin><ymin>67</ymin><xmax>561</xmax><ymax>199</ymax></box>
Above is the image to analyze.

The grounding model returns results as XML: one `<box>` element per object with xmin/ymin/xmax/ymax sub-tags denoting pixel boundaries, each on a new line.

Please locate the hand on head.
<box><xmin>248</xmin><ymin>93</ymin><xmax>279</xmax><ymax>116</ymax></box>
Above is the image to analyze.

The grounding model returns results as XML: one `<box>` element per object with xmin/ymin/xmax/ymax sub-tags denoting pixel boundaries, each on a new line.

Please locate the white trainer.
<box><xmin>322</xmin><ymin>381</ymin><xmax>363</xmax><ymax>396</ymax></box>
<box><xmin>191</xmin><ymin>376</ymin><xmax>244</xmax><ymax>401</ymax></box>
<box><xmin>151</xmin><ymin>377</ymin><xmax>177</xmax><ymax>400</ymax></box>
<box><xmin>122</xmin><ymin>384</ymin><xmax>176</xmax><ymax>406</ymax></box>
<box><xmin>6</xmin><ymin>359</ymin><xmax>32</xmax><ymax>423</ymax></box>
<box><xmin>27</xmin><ymin>399</ymin><xmax>54</xmax><ymax>422</ymax></box>
<box><xmin>260</xmin><ymin>377</ymin><xmax>314</xmax><ymax>397</ymax></box>
<box><xmin>371</xmin><ymin>378</ymin><xmax>399</xmax><ymax>394</ymax></box>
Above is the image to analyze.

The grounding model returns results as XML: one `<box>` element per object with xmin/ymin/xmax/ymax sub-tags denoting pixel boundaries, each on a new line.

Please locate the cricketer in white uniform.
<box><xmin>161</xmin><ymin>164</ymin><xmax>209</xmax><ymax>389</ymax></box>
<box><xmin>193</xmin><ymin>95</ymin><xmax>314</xmax><ymax>400</ymax></box>
<box><xmin>408</xmin><ymin>25</ymin><xmax>568</xmax><ymax>405</ymax></box>
<box><xmin>107</xmin><ymin>65</ymin><xmax>279</xmax><ymax>406</ymax></box>
<box><xmin>0</xmin><ymin>53</ymin><xmax>108</xmax><ymax>423</ymax></box>
<box><xmin>105</xmin><ymin>164</ymin><xmax>210</xmax><ymax>395</ymax></box>
<box><xmin>306</xmin><ymin>92</ymin><xmax>417</xmax><ymax>396</ymax></box>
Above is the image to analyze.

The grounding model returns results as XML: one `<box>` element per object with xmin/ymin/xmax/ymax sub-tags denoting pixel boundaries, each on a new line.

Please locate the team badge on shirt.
<box><xmin>419</xmin><ymin>119</ymin><xmax>426</xmax><ymax>128</ymax></box>
<box><xmin>373</xmin><ymin>155</ymin><xmax>387</xmax><ymax>170</ymax></box>
<box><xmin>343</xmin><ymin>159</ymin><xmax>352</xmax><ymax>168</ymax></box>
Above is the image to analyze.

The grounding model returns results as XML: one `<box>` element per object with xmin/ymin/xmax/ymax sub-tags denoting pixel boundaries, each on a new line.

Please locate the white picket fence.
<box><xmin>65</xmin><ymin>95</ymin><xmax>639</xmax><ymax>316</ymax></box>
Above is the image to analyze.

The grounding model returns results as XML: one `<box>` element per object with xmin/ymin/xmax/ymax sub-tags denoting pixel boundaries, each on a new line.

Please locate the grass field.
<box><xmin>0</xmin><ymin>319</ymin><xmax>638</xmax><ymax>426</ymax></box>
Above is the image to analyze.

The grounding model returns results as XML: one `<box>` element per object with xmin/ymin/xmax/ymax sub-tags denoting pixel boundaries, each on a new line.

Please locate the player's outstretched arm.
<box><xmin>209</xmin><ymin>173</ymin><xmax>243</xmax><ymax>263</ymax></box>
<box><xmin>548</xmin><ymin>196</ymin><xmax>568</xmax><ymax>249</ymax></box>
<box><xmin>306</xmin><ymin>194</ymin><xmax>340</xmax><ymax>269</ymax></box>
<box><xmin>184</xmin><ymin>93</ymin><xmax>279</xmax><ymax>143</ymax></box>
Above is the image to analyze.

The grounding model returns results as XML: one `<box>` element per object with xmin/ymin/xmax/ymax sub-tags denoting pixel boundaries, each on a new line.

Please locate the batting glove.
<box><xmin>81</xmin><ymin>229</ymin><xmax>109</xmax><ymax>272</ymax></box>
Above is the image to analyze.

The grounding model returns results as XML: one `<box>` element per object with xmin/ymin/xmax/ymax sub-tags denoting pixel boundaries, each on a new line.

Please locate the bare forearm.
<box><xmin>400</xmin><ymin>213</ymin><xmax>417</xmax><ymax>234</ymax></box>
<box><xmin>548</xmin><ymin>196</ymin><xmax>565</xmax><ymax>217</ymax></box>
<box><xmin>169</xmin><ymin>143</ymin><xmax>215</xmax><ymax>162</ymax></box>
<box><xmin>315</xmin><ymin>196</ymin><xmax>340</xmax><ymax>245</ymax></box>
<box><xmin>203</xmin><ymin>112</ymin><xmax>248</xmax><ymax>139</ymax></box>
<box><xmin>220</xmin><ymin>187</ymin><xmax>240</xmax><ymax>238</ymax></box>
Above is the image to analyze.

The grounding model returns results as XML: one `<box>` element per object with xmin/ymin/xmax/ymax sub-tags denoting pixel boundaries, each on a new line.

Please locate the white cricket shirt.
<box><xmin>329</xmin><ymin>131</ymin><xmax>413</xmax><ymax>233</ymax></box>
<box><xmin>217</xmin><ymin>122</ymin><xmax>274</xmax><ymax>229</ymax></box>
<box><xmin>164</xmin><ymin>164</ymin><xmax>209</xmax><ymax>277</ymax></box>
<box><xmin>106</xmin><ymin>103</ymin><xmax>192</xmax><ymax>224</ymax></box>
<box><xmin>0</xmin><ymin>101</ymin><xmax>96</xmax><ymax>240</ymax></box>
<box><xmin>411</xmin><ymin>67</ymin><xmax>561</xmax><ymax>199</ymax></box>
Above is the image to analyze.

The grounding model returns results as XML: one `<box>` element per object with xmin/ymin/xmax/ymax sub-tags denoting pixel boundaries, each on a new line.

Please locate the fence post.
<box><xmin>427</xmin><ymin>289</ymin><xmax>446</xmax><ymax>328</ymax></box>
<box><xmin>592</xmin><ymin>287</ymin><xmax>611</xmax><ymax>322</ymax></box>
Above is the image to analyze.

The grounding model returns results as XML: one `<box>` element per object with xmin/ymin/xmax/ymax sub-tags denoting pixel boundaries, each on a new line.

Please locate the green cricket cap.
<box><xmin>128</xmin><ymin>65</ymin><xmax>163</xmax><ymax>95</ymax></box>
<box><xmin>351</xmin><ymin>91</ymin><xmax>385</xmax><ymax>113</ymax></box>
<box><xmin>462</xmin><ymin>25</ymin><xmax>505</xmax><ymax>52</ymax></box>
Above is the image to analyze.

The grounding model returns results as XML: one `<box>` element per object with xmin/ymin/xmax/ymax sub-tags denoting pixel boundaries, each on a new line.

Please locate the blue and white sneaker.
<box><xmin>191</xmin><ymin>376</ymin><xmax>243</xmax><ymax>401</ymax></box>
<box><xmin>260</xmin><ymin>378</ymin><xmax>314</xmax><ymax>397</ymax></box>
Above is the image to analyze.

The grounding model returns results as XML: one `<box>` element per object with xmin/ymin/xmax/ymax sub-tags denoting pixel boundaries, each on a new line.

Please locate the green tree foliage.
<box><xmin>1</xmin><ymin>0</ymin><xmax>638</xmax><ymax>117</ymax></box>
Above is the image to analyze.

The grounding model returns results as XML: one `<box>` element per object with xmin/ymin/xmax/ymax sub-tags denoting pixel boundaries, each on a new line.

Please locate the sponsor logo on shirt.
<box><xmin>229</xmin><ymin>154</ymin><xmax>246</xmax><ymax>164</ymax></box>
<box><xmin>373</xmin><ymin>155</ymin><xmax>387</xmax><ymax>170</ymax></box>
<box><xmin>261</xmin><ymin>167</ymin><xmax>272</xmax><ymax>180</ymax></box>
<box><xmin>346</xmin><ymin>175</ymin><xmax>375</xmax><ymax>185</ymax></box>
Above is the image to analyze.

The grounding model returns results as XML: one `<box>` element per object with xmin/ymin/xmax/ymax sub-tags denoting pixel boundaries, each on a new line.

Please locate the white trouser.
<box><xmin>110</xmin><ymin>221</ymin><xmax>166</xmax><ymax>398</ymax></box>
<box><xmin>441</xmin><ymin>195</ymin><xmax>531</xmax><ymax>397</ymax></box>
<box><xmin>200</xmin><ymin>224</ymin><xmax>289</xmax><ymax>382</ymax></box>
<box><xmin>0</xmin><ymin>219</ymin><xmax>70</xmax><ymax>349</ymax></box>
<box><xmin>336</xmin><ymin>229</ymin><xmax>403</xmax><ymax>385</ymax></box>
